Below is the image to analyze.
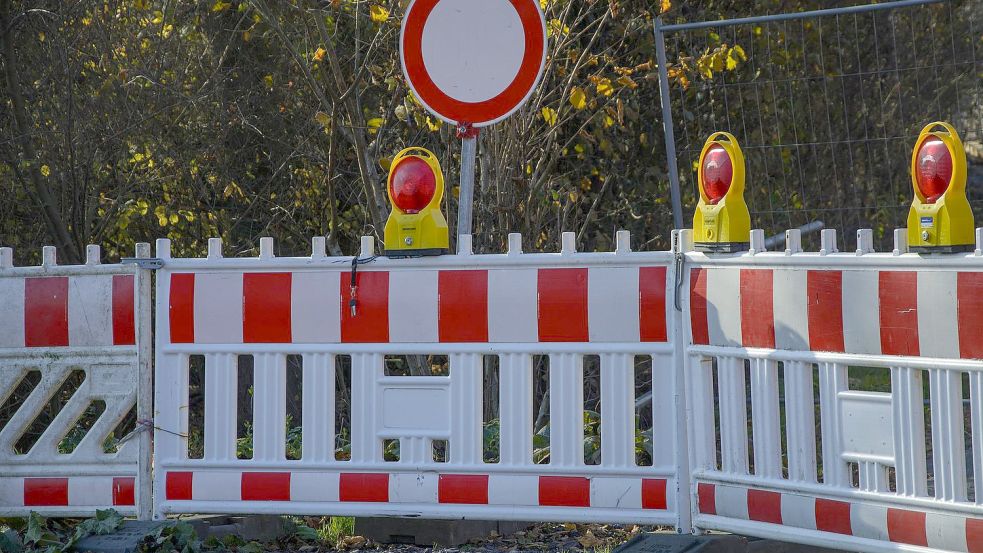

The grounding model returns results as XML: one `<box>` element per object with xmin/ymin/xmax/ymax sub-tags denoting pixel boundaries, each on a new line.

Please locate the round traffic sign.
<box><xmin>400</xmin><ymin>0</ymin><xmax>546</xmax><ymax>128</ymax></box>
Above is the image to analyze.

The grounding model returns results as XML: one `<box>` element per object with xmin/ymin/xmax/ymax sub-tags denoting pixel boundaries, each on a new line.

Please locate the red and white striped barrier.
<box><xmin>0</xmin><ymin>244</ymin><xmax>153</xmax><ymax>519</ymax></box>
<box><xmin>696</xmin><ymin>483</ymin><xmax>983</xmax><ymax>553</ymax></box>
<box><xmin>689</xmin><ymin>267</ymin><xmax>983</xmax><ymax>358</ymax></box>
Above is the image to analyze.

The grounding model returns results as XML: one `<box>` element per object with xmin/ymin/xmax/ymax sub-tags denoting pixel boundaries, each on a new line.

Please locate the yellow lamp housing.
<box><xmin>383</xmin><ymin>147</ymin><xmax>449</xmax><ymax>257</ymax></box>
<box><xmin>693</xmin><ymin>132</ymin><xmax>751</xmax><ymax>253</ymax></box>
<box><xmin>907</xmin><ymin>122</ymin><xmax>974</xmax><ymax>253</ymax></box>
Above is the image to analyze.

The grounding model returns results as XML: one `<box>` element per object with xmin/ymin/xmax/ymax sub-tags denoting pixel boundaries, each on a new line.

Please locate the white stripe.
<box><xmin>389</xmin><ymin>472</ymin><xmax>437</xmax><ymax>503</ymax></box>
<box><xmin>0</xmin><ymin>478</ymin><xmax>22</xmax><ymax>506</ymax></box>
<box><xmin>194</xmin><ymin>273</ymin><xmax>243</xmax><ymax>344</ymax></box>
<box><xmin>68</xmin><ymin>275</ymin><xmax>113</xmax><ymax>346</ymax></box>
<box><xmin>850</xmin><ymin>501</ymin><xmax>889</xmax><ymax>541</ymax></box>
<box><xmin>192</xmin><ymin>471</ymin><xmax>240</xmax><ymax>501</ymax></box>
<box><xmin>713</xmin><ymin>484</ymin><xmax>748</xmax><ymax>520</ymax></box>
<box><xmin>706</xmin><ymin>269</ymin><xmax>741</xmax><ymax>347</ymax></box>
<box><xmin>291</xmin><ymin>272</ymin><xmax>340</xmax><ymax>343</ymax></box>
<box><xmin>925</xmin><ymin>512</ymin><xmax>968</xmax><ymax>552</ymax></box>
<box><xmin>0</xmin><ymin>278</ymin><xmax>24</xmax><ymax>348</ymax></box>
<box><xmin>780</xmin><ymin>493</ymin><xmax>816</xmax><ymax>530</ymax></box>
<box><xmin>290</xmin><ymin>472</ymin><xmax>340</xmax><ymax>503</ymax></box>
<box><xmin>487</xmin><ymin>474</ymin><xmax>537</xmax><ymax>506</ymax></box>
<box><xmin>68</xmin><ymin>476</ymin><xmax>113</xmax><ymax>506</ymax></box>
<box><xmin>773</xmin><ymin>269</ymin><xmax>809</xmax><ymax>351</ymax></box>
<box><xmin>917</xmin><ymin>271</ymin><xmax>959</xmax><ymax>358</ymax></box>
<box><xmin>487</xmin><ymin>269</ymin><xmax>537</xmax><ymax>342</ymax></box>
<box><xmin>842</xmin><ymin>270</ymin><xmax>880</xmax><ymax>355</ymax></box>
<box><xmin>589</xmin><ymin>477</ymin><xmax>641</xmax><ymax>509</ymax></box>
<box><xmin>587</xmin><ymin>267</ymin><xmax>640</xmax><ymax>342</ymax></box>
<box><xmin>389</xmin><ymin>270</ymin><xmax>438</xmax><ymax>342</ymax></box>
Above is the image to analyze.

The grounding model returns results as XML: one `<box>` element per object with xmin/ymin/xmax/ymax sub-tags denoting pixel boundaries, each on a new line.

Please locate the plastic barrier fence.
<box><xmin>0</xmin><ymin>245</ymin><xmax>152</xmax><ymax>519</ymax></box>
<box><xmin>685</xmin><ymin>229</ymin><xmax>983</xmax><ymax>553</ymax></box>
<box><xmin>152</xmin><ymin>233</ymin><xmax>686</xmax><ymax>525</ymax></box>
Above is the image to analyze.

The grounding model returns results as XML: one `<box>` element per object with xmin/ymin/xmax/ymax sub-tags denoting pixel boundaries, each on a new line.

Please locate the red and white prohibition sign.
<box><xmin>400</xmin><ymin>0</ymin><xmax>547</xmax><ymax>128</ymax></box>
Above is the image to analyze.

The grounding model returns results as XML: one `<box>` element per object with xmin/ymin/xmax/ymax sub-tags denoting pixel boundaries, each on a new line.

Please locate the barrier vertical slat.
<box><xmin>783</xmin><ymin>361</ymin><xmax>817</xmax><ymax>482</ymax></box>
<box><xmin>204</xmin><ymin>353</ymin><xmax>237</xmax><ymax>461</ymax></box>
<box><xmin>892</xmin><ymin>366</ymin><xmax>928</xmax><ymax>496</ymax></box>
<box><xmin>351</xmin><ymin>353</ymin><xmax>382</xmax><ymax>463</ymax></box>
<box><xmin>971</xmin><ymin>371</ymin><xmax>983</xmax><ymax>506</ymax></box>
<box><xmin>717</xmin><ymin>356</ymin><xmax>748</xmax><ymax>474</ymax></box>
<box><xmin>302</xmin><ymin>353</ymin><xmax>335</xmax><ymax>463</ymax></box>
<box><xmin>499</xmin><ymin>353</ymin><xmax>532</xmax><ymax>466</ymax></box>
<box><xmin>550</xmin><ymin>352</ymin><xmax>584</xmax><ymax>468</ymax></box>
<box><xmin>153</xmin><ymin>353</ymin><xmax>188</xmax><ymax>516</ymax></box>
<box><xmin>690</xmin><ymin>355</ymin><xmax>716</xmax><ymax>471</ymax></box>
<box><xmin>818</xmin><ymin>362</ymin><xmax>849</xmax><ymax>487</ymax></box>
<box><xmin>253</xmin><ymin>353</ymin><xmax>287</xmax><ymax>462</ymax></box>
<box><xmin>750</xmin><ymin>358</ymin><xmax>781</xmax><ymax>478</ymax></box>
<box><xmin>652</xmin><ymin>353</ymin><xmax>676</xmax><ymax>470</ymax></box>
<box><xmin>929</xmin><ymin>369</ymin><xmax>967</xmax><ymax>502</ymax></box>
<box><xmin>450</xmin><ymin>353</ymin><xmax>483</xmax><ymax>465</ymax></box>
<box><xmin>600</xmin><ymin>353</ymin><xmax>634</xmax><ymax>468</ymax></box>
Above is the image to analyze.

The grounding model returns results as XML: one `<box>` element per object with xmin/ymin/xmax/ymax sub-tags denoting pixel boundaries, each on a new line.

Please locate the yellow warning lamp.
<box><xmin>907</xmin><ymin>122</ymin><xmax>974</xmax><ymax>253</ymax></box>
<box><xmin>383</xmin><ymin>147</ymin><xmax>449</xmax><ymax>257</ymax></box>
<box><xmin>693</xmin><ymin>132</ymin><xmax>751</xmax><ymax>253</ymax></box>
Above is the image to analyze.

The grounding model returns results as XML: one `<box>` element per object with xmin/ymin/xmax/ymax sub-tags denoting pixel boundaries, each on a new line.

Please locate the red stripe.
<box><xmin>887</xmin><ymin>508</ymin><xmax>927</xmax><ymax>546</ymax></box>
<box><xmin>24</xmin><ymin>478</ymin><xmax>69</xmax><ymax>506</ymax></box>
<box><xmin>641</xmin><ymin>478</ymin><xmax>667</xmax><ymax>510</ymax></box>
<box><xmin>243</xmin><ymin>273</ymin><xmax>292</xmax><ymax>343</ymax></box>
<box><xmin>697</xmin><ymin>482</ymin><xmax>715</xmax><ymax>514</ymax></box>
<box><xmin>967</xmin><ymin>517</ymin><xmax>983</xmax><ymax>553</ymax></box>
<box><xmin>339</xmin><ymin>473</ymin><xmax>389</xmax><ymax>502</ymax></box>
<box><xmin>438</xmin><ymin>270</ymin><xmax>488</xmax><ymax>342</ymax></box>
<box><xmin>112</xmin><ymin>477</ymin><xmax>135</xmax><ymax>506</ymax></box>
<box><xmin>814</xmin><ymin>498</ymin><xmax>852</xmax><ymax>535</ymax></box>
<box><xmin>806</xmin><ymin>271</ymin><xmax>844</xmax><ymax>352</ymax></box>
<box><xmin>957</xmin><ymin>272</ymin><xmax>983</xmax><ymax>359</ymax></box>
<box><xmin>639</xmin><ymin>267</ymin><xmax>668</xmax><ymax>342</ymax></box>
<box><xmin>879</xmin><ymin>272</ymin><xmax>919</xmax><ymax>356</ymax></box>
<box><xmin>111</xmin><ymin>275</ymin><xmax>136</xmax><ymax>345</ymax></box>
<box><xmin>537</xmin><ymin>269</ymin><xmax>588</xmax><ymax>342</ymax></box>
<box><xmin>165</xmin><ymin>471</ymin><xmax>193</xmax><ymax>500</ymax></box>
<box><xmin>747</xmin><ymin>489</ymin><xmax>782</xmax><ymax>524</ymax></box>
<box><xmin>690</xmin><ymin>269</ymin><xmax>709</xmax><ymax>345</ymax></box>
<box><xmin>241</xmin><ymin>472</ymin><xmax>291</xmax><ymax>501</ymax></box>
<box><xmin>169</xmin><ymin>274</ymin><xmax>195</xmax><ymax>343</ymax></box>
<box><xmin>438</xmin><ymin>474</ymin><xmax>488</xmax><ymax>504</ymax></box>
<box><xmin>24</xmin><ymin>277</ymin><xmax>69</xmax><ymax>347</ymax></box>
<box><xmin>740</xmin><ymin>270</ymin><xmax>775</xmax><ymax>348</ymax></box>
<box><xmin>538</xmin><ymin>476</ymin><xmax>589</xmax><ymax>507</ymax></box>
<box><xmin>340</xmin><ymin>272</ymin><xmax>389</xmax><ymax>343</ymax></box>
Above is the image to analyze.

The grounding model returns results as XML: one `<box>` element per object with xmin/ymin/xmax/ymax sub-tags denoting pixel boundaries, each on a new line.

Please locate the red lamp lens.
<box><xmin>389</xmin><ymin>157</ymin><xmax>436</xmax><ymax>214</ymax></box>
<box><xmin>915</xmin><ymin>137</ymin><xmax>952</xmax><ymax>204</ymax></box>
<box><xmin>701</xmin><ymin>144</ymin><xmax>733</xmax><ymax>205</ymax></box>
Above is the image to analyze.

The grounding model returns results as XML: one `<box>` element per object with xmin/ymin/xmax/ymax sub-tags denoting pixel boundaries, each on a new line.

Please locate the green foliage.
<box><xmin>10</xmin><ymin>510</ymin><xmax>124</xmax><ymax>553</ymax></box>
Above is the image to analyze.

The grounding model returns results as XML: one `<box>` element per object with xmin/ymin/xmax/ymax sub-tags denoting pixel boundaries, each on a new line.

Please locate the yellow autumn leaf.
<box><xmin>379</xmin><ymin>156</ymin><xmax>393</xmax><ymax>171</ymax></box>
<box><xmin>212</xmin><ymin>1</ymin><xmax>231</xmax><ymax>12</ymax></box>
<box><xmin>154</xmin><ymin>206</ymin><xmax>167</xmax><ymax>227</ymax></box>
<box><xmin>40</xmin><ymin>165</ymin><xmax>50</xmax><ymax>177</ymax></box>
<box><xmin>263</xmin><ymin>74</ymin><xmax>273</xmax><ymax>88</ymax></box>
<box><xmin>569</xmin><ymin>86</ymin><xmax>587</xmax><ymax>110</ymax></box>
<box><xmin>603</xmin><ymin>115</ymin><xmax>615</xmax><ymax>128</ymax></box>
<box><xmin>369</xmin><ymin>5</ymin><xmax>389</xmax><ymax>23</ymax></box>
<box><xmin>425</xmin><ymin>117</ymin><xmax>441</xmax><ymax>132</ymax></box>
<box><xmin>314</xmin><ymin>111</ymin><xmax>331</xmax><ymax>128</ymax></box>
<box><xmin>169</xmin><ymin>213</ymin><xmax>180</xmax><ymax>225</ymax></box>
<box><xmin>312</xmin><ymin>47</ymin><xmax>326</xmax><ymax>62</ymax></box>
<box><xmin>660</xmin><ymin>0</ymin><xmax>671</xmax><ymax>14</ymax></box>
<box><xmin>616</xmin><ymin>75</ymin><xmax>637</xmax><ymax>89</ymax></box>
<box><xmin>596</xmin><ymin>77</ymin><xmax>613</xmax><ymax>96</ymax></box>
<box><xmin>541</xmin><ymin>106</ymin><xmax>558</xmax><ymax>126</ymax></box>
<box><xmin>367</xmin><ymin>117</ymin><xmax>384</xmax><ymax>134</ymax></box>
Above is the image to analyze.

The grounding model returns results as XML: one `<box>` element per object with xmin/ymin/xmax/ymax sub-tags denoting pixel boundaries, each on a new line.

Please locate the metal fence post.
<box><xmin>654</xmin><ymin>16</ymin><xmax>684</xmax><ymax>231</ymax></box>
<box><xmin>134</xmin><ymin>242</ymin><xmax>154</xmax><ymax>520</ymax></box>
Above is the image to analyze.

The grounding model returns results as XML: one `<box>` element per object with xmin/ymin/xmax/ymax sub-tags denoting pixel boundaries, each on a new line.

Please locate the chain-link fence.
<box><xmin>656</xmin><ymin>0</ymin><xmax>983</xmax><ymax>250</ymax></box>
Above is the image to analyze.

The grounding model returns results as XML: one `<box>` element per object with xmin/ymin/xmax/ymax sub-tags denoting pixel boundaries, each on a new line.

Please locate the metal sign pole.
<box><xmin>456</xmin><ymin>125</ymin><xmax>478</xmax><ymax>253</ymax></box>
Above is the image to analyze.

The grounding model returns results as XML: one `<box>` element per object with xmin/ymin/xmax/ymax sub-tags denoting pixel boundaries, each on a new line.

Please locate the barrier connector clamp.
<box><xmin>121</xmin><ymin>257</ymin><xmax>164</xmax><ymax>270</ymax></box>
